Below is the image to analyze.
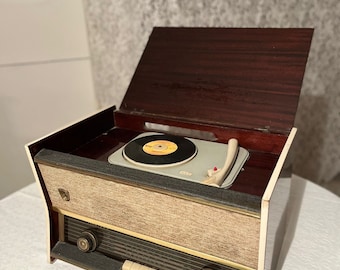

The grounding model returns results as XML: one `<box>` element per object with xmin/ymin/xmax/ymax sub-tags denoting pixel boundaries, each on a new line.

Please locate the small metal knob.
<box><xmin>77</xmin><ymin>230</ymin><xmax>97</xmax><ymax>252</ymax></box>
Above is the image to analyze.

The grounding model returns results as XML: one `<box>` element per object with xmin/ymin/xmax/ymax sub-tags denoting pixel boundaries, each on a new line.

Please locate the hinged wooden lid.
<box><xmin>120</xmin><ymin>27</ymin><xmax>313</xmax><ymax>134</ymax></box>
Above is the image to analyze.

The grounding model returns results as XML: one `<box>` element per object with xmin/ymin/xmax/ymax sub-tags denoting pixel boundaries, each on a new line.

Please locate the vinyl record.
<box><xmin>123</xmin><ymin>134</ymin><xmax>197</xmax><ymax>167</ymax></box>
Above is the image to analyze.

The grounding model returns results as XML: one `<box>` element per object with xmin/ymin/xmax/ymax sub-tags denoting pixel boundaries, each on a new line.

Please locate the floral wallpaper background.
<box><xmin>83</xmin><ymin>0</ymin><xmax>340</xmax><ymax>184</ymax></box>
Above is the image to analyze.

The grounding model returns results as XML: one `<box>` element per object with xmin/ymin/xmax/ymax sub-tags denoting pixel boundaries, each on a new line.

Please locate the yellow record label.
<box><xmin>142</xmin><ymin>140</ymin><xmax>178</xmax><ymax>156</ymax></box>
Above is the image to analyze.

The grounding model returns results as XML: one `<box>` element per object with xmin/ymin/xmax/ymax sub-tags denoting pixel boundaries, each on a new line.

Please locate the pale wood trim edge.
<box><xmin>262</xmin><ymin>127</ymin><xmax>297</xmax><ymax>201</ymax></box>
<box><xmin>56</xmin><ymin>208</ymin><xmax>255</xmax><ymax>270</ymax></box>
<box><xmin>257</xmin><ymin>127</ymin><xmax>297</xmax><ymax>270</ymax></box>
<box><xmin>24</xmin><ymin>145</ymin><xmax>53</xmax><ymax>263</ymax></box>
<box><xmin>58</xmin><ymin>213</ymin><xmax>65</xmax><ymax>242</ymax></box>
<box><xmin>258</xmin><ymin>200</ymin><xmax>270</xmax><ymax>270</ymax></box>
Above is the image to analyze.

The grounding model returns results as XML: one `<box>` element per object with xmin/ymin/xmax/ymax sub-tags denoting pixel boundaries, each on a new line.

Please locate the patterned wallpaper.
<box><xmin>83</xmin><ymin>0</ymin><xmax>340</xmax><ymax>184</ymax></box>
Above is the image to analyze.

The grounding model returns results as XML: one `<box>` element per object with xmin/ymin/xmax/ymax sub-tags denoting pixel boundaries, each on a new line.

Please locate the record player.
<box><xmin>108</xmin><ymin>132</ymin><xmax>250</xmax><ymax>188</ymax></box>
<box><xmin>25</xmin><ymin>27</ymin><xmax>313</xmax><ymax>270</ymax></box>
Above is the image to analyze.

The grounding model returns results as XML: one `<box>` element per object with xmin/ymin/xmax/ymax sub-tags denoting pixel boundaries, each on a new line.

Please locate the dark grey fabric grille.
<box><xmin>64</xmin><ymin>216</ymin><xmax>237</xmax><ymax>270</ymax></box>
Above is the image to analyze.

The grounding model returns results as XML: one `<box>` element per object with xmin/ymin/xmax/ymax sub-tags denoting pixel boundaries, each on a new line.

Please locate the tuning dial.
<box><xmin>77</xmin><ymin>230</ymin><xmax>97</xmax><ymax>252</ymax></box>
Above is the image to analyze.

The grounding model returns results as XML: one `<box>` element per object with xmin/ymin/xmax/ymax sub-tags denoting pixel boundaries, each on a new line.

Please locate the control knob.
<box><xmin>77</xmin><ymin>230</ymin><xmax>97</xmax><ymax>252</ymax></box>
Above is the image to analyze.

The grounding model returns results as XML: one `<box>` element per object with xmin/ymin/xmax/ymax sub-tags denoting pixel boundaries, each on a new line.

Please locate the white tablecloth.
<box><xmin>1</xmin><ymin>175</ymin><xmax>339</xmax><ymax>269</ymax></box>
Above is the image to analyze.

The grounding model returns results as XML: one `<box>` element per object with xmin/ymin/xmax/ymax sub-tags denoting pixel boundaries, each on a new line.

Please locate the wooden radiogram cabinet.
<box><xmin>26</xmin><ymin>28</ymin><xmax>313</xmax><ymax>270</ymax></box>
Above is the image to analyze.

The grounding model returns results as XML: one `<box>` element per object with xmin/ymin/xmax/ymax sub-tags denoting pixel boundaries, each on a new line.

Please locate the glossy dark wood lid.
<box><xmin>120</xmin><ymin>27</ymin><xmax>313</xmax><ymax>134</ymax></box>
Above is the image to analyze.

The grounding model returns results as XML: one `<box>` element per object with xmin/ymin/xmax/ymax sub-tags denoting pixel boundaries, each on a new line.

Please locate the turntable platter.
<box><xmin>123</xmin><ymin>134</ymin><xmax>197</xmax><ymax>168</ymax></box>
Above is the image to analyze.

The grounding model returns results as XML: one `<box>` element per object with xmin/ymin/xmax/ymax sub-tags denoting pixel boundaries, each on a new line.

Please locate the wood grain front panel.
<box><xmin>39</xmin><ymin>164</ymin><xmax>260</xmax><ymax>269</ymax></box>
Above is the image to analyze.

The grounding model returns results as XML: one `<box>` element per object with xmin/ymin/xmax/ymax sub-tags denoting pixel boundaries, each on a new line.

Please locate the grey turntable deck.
<box><xmin>108</xmin><ymin>133</ymin><xmax>249</xmax><ymax>188</ymax></box>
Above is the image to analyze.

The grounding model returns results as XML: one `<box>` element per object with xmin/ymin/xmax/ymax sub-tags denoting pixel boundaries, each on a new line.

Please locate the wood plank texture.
<box><xmin>39</xmin><ymin>164</ymin><xmax>260</xmax><ymax>269</ymax></box>
<box><xmin>121</xmin><ymin>27</ymin><xmax>313</xmax><ymax>134</ymax></box>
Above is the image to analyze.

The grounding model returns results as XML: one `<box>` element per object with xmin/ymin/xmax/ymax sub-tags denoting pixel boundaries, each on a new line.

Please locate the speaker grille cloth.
<box><xmin>64</xmin><ymin>216</ymin><xmax>236</xmax><ymax>270</ymax></box>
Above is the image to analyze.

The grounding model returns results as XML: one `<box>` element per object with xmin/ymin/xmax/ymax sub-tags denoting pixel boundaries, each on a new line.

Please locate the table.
<box><xmin>1</xmin><ymin>175</ymin><xmax>339</xmax><ymax>269</ymax></box>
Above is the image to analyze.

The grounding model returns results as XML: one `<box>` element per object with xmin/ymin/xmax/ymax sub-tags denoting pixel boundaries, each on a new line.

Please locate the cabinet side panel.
<box><xmin>258</xmin><ymin>128</ymin><xmax>297</xmax><ymax>270</ymax></box>
<box><xmin>24</xmin><ymin>106</ymin><xmax>116</xmax><ymax>262</ymax></box>
<box><xmin>263</xmin><ymin>178</ymin><xmax>291</xmax><ymax>269</ymax></box>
